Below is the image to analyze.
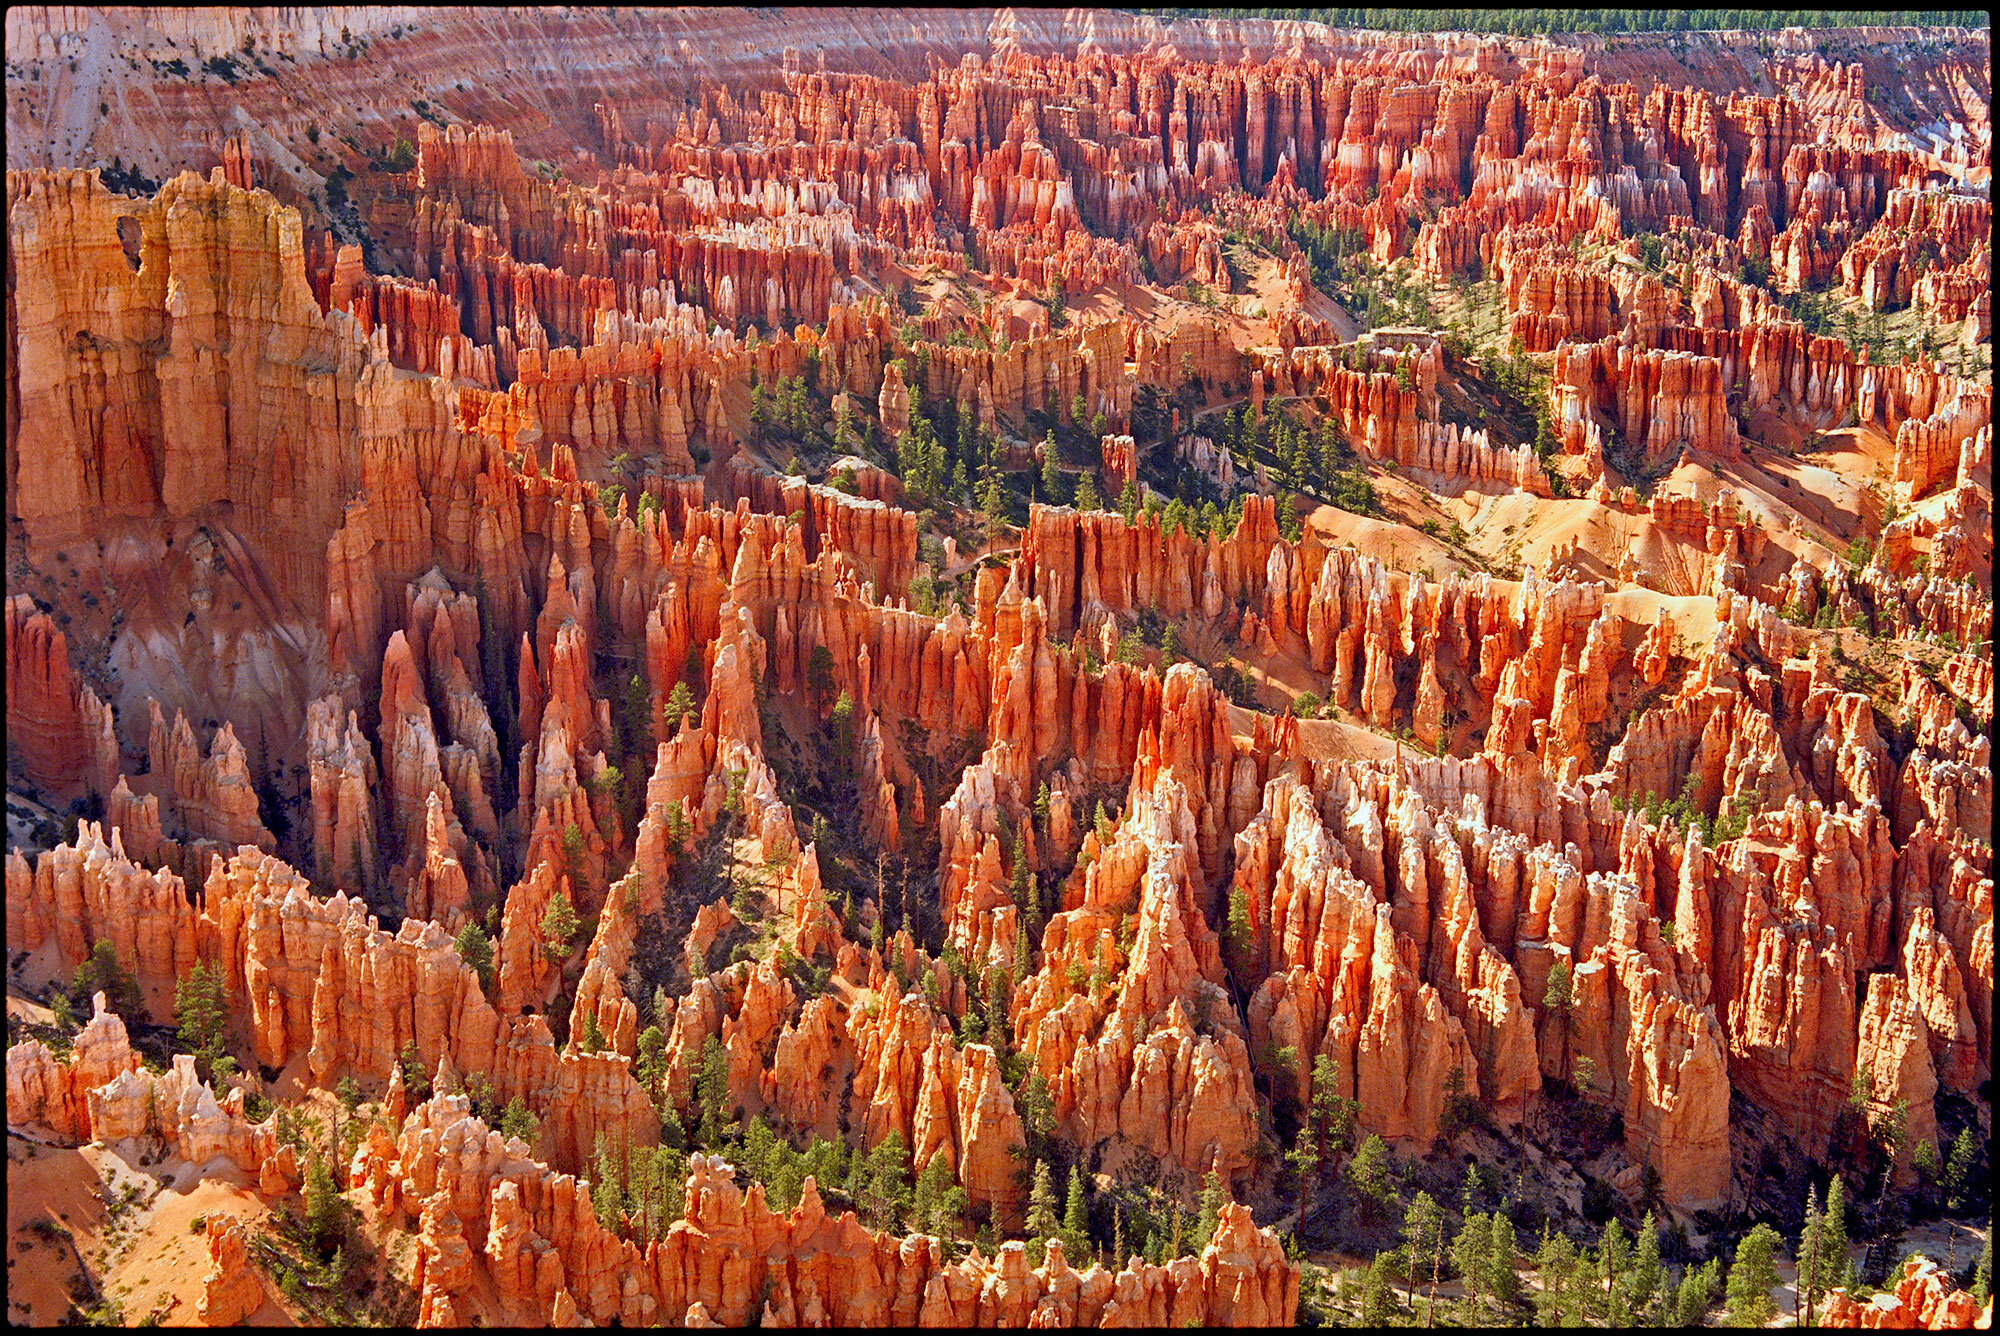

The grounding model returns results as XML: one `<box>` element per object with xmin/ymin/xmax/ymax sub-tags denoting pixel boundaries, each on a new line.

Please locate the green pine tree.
<box><xmin>695</xmin><ymin>1033</ymin><xmax>731</xmax><ymax>1148</ymax></box>
<box><xmin>1026</xmin><ymin>1160</ymin><xmax>1061</xmax><ymax>1267</ymax></box>
<box><xmin>1073</xmin><ymin>472</ymin><xmax>1102</xmax><ymax>512</ymax></box>
<box><xmin>1359</xmin><ymin>1254</ymin><xmax>1398</xmax><ymax>1325</ymax></box>
<box><xmin>1820</xmin><ymin>1175</ymin><xmax>1851</xmax><ymax>1295</ymax></box>
<box><xmin>664</xmin><ymin>679</ymin><xmax>697</xmax><ymax>732</ymax></box>
<box><xmin>1627</xmin><ymin>1210</ymin><xmax>1663</xmax><ymax>1321</ymax></box>
<box><xmin>1454</xmin><ymin>1210</ymin><xmax>1491</xmax><ymax>1314</ymax></box>
<box><xmin>541</xmin><ymin>888</ymin><xmax>580</xmax><ymax>960</ymax></box>
<box><xmin>1726</xmin><ymin>1223</ymin><xmax>1783</xmax><ymax>1328</ymax></box>
<box><xmin>173</xmin><ymin>961</ymin><xmax>229</xmax><ymax>1081</ymax></box>
<box><xmin>1196</xmin><ymin>1168</ymin><xmax>1226</xmax><ymax>1242</ymax></box>
<box><xmin>592</xmin><ymin>1134</ymin><xmax>627</xmax><ymax>1231</ymax></box>
<box><xmin>1673</xmin><ymin>1257</ymin><xmax>1723</xmax><ymax>1326</ymax></box>
<box><xmin>1405</xmin><ymin>1189</ymin><xmax>1446</xmax><ymax>1325</ymax></box>
<box><xmin>1487</xmin><ymin>1209</ymin><xmax>1519</xmax><ymax>1306</ymax></box>
<box><xmin>1799</xmin><ymin>1183</ymin><xmax>1826</xmax><ymax>1327</ymax></box>
<box><xmin>453</xmin><ymin>921</ymin><xmax>494</xmax><ymax>991</ymax></box>
<box><xmin>1599</xmin><ymin>1216</ymin><xmax>1630</xmax><ymax>1322</ymax></box>
<box><xmin>1534</xmin><ymin>1226</ymin><xmax>1582</xmax><ymax>1326</ymax></box>
<box><xmin>303</xmin><ymin>1152</ymin><xmax>344</xmax><ymax>1257</ymax></box>
<box><xmin>860</xmin><ymin>1130</ymin><xmax>913</xmax><ymax>1231</ymax></box>
<box><xmin>500</xmin><ymin>1096</ymin><xmax>539</xmax><ymax>1147</ymax></box>
<box><xmin>1061</xmin><ymin>1166</ymin><xmax>1092</xmax><ymax>1265</ymax></box>
<box><xmin>1225</xmin><ymin>884</ymin><xmax>1253</xmax><ymax>961</ymax></box>
<box><xmin>1944</xmin><ymin>1126</ymin><xmax>1980</xmax><ymax>1211</ymax></box>
<box><xmin>913</xmin><ymin>1151</ymin><xmax>951</xmax><ymax>1238</ymax></box>
<box><xmin>1040</xmin><ymin>432</ymin><xmax>1067</xmax><ymax>505</ymax></box>
<box><xmin>1018</xmin><ymin>1073</ymin><xmax>1054</xmax><ymax>1162</ymax></box>
<box><xmin>1349</xmin><ymin>1134</ymin><xmax>1391</xmax><ymax>1215</ymax></box>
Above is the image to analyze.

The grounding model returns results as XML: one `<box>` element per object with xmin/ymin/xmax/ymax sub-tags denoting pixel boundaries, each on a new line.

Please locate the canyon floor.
<box><xmin>3</xmin><ymin>5</ymin><xmax>1993</xmax><ymax>1329</ymax></box>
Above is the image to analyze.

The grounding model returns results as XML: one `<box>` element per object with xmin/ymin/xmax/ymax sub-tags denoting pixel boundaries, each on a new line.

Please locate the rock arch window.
<box><xmin>115</xmin><ymin>215</ymin><xmax>142</xmax><ymax>272</ymax></box>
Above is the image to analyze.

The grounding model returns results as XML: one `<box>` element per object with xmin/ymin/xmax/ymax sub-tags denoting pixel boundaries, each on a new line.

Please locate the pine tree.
<box><xmin>1277</xmin><ymin>492</ymin><xmax>1301</xmax><ymax>543</ymax></box>
<box><xmin>1487</xmin><ymin>1208</ymin><xmax>1519</xmax><ymax>1306</ymax></box>
<box><xmin>695</xmin><ymin>1033</ymin><xmax>730</xmax><ymax>1148</ymax></box>
<box><xmin>742</xmin><ymin>1117</ymin><xmax>778</xmax><ymax>1187</ymax></box>
<box><xmin>1800</xmin><ymin>1183</ymin><xmax>1826</xmax><ymax>1327</ymax></box>
<box><xmin>931</xmin><ymin>1173</ymin><xmax>971</xmax><ymax>1253</ymax></box>
<box><xmin>1073</xmin><ymin>471</ymin><xmax>1102</xmax><ymax>513</ymax></box>
<box><xmin>541</xmin><ymin>888</ymin><xmax>580</xmax><ymax>960</ymax></box>
<box><xmin>860</xmin><ymin>1130</ymin><xmax>913</xmax><ymax>1231</ymax></box>
<box><xmin>1039</xmin><ymin>432</ymin><xmax>1065</xmax><ymax>504</ymax></box>
<box><xmin>173</xmin><ymin>962</ymin><xmax>229</xmax><ymax>1080</ymax></box>
<box><xmin>1454</xmin><ymin>1210</ymin><xmax>1491</xmax><ymax>1315</ymax></box>
<box><xmin>1726</xmin><ymin>1223</ymin><xmax>1783</xmax><ymax>1328</ymax></box>
<box><xmin>1544</xmin><ymin>957</ymin><xmax>1573</xmax><ymax>1079</ymax></box>
<box><xmin>1310</xmin><ymin>1054</ymin><xmax>1355</xmax><ymax>1157</ymax></box>
<box><xmin>664</xmin><ymin>679</ymin><xmax>697</xmax><ymax>732</ymax></box>
<box><xmin>1944</xmin><ymin>1126</ymin><xmax>1980</xmax><ymax>1211</ymax></box>
<box><xmin>76</xmin><ymin>940</ymin><xmax>143</xmax><ymax>1018</ymax></box>
<box><xmin>635</xmin><ymin>1024</ymin><xmax>667</xmax><ymax>1089</ymax></box>
<box><xmin>1018</xmin><ymin>1072</ymin><xmax>1054</xmax><ymax>1162</ymax></box>
<box><xmin>1533</xmin><ymin>1226</ymin><xmax>1581</xmax><ymax>1326</ymax></box>
<box><xmin>453</xmin><ymin>921</ymin><xmax>494</xmax><ymax>991</ymax></box>
<box><xmin>1598</xmin><ymin>1216</ymin><xmax>1630</xmax><ymax>1321</ymax></box>
<box><xmin>578</xmin><ymin>1007</ymin><xmax>606</xmax><ymax>1054</ymax></box>
<box><xmin>1673</xmin><ymin>1257</ymin><xmax>1723</xmax><ymax>1326</ymax></box>
<box><xmin>1404</xmin><ymin>1189</ymin><xmax>1445</xmax><ymax>1325</ymax></box>
<box><xmin>1061</xmin><ymin>1166</ymin><xmax>1092</xmax><ymax>1264</ymax></box>
<box><xmin>1359</xmin><ymin>1254</ymin><xmax>1398</xmax><ymax>1325</ymax></box>
<box><xmin>1286</xmin><ymin>1124</ymin><xmax>1319</xmax><ymax>1230</ymax></box>
<box><xmin>1225</xmin><ymin>884</ymin><xmax>1253</xmax><ymax>961</ymax></box>
<box><xmin>500</xmin><ymin>1096</ymin><xmax>539</xmax><ymax>1147</ymax></box>
<box><xmin>1026</xmin><ymin>1160</ymin><xmax>1060</xmax><ymax>1266</ymax></box>
<box><xmin>303</xmin><ymin>1152</ymin><xmax>344</xmax><ymax>1256</ymax></box>
<box><xmin>592</xmin><ymin>1135</ymin><xmax>627</xmax><ymax>1230</ymax></box>
<box><xmin>913</xmin><ymin>1151</ymin><xmax>950</xmax><ymax>1238</ymax></box>
<box><xmin>982</xmin><ymin>470</ymin><xmax>1007</xmax><ymax>533</ymax></box>
<box><xmin>1197</xmin><ymin>1168</ymin><xmax>1226</xmax><ymax>1242</ymax></box>
<box><xmin>1820</xmin><ymin>1175</ymin><xmax>1851</xmax><ymax>1295</ymax></box>
<box><xmin>1349</xmin><ymin>1134</ymin><xmax>1391</xmax><ymax>1215</ymax></box>
<box><xmin>1628</xmin><ymin>1210</ymin><xmax>1663</xmax><ymax>1322</ymax></box>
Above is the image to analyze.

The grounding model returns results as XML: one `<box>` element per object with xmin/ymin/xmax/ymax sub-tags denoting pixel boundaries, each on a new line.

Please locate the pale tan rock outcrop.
<box><xmin>1823</xmin><ymin>1255</ymin><xmax>1992</xmax><ymax>1330</ymax></box>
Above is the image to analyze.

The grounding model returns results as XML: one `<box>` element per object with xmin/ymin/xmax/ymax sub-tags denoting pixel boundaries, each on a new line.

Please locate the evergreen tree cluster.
<box><xmin>1206</xmin><ymin>401</ymin><xmax>1378</xmax><ymax>515</ymax></box>
<box><xmin>750</xmin><ymin>374</ymin><xmax>821</xmax><ymax>445</ymax></box>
